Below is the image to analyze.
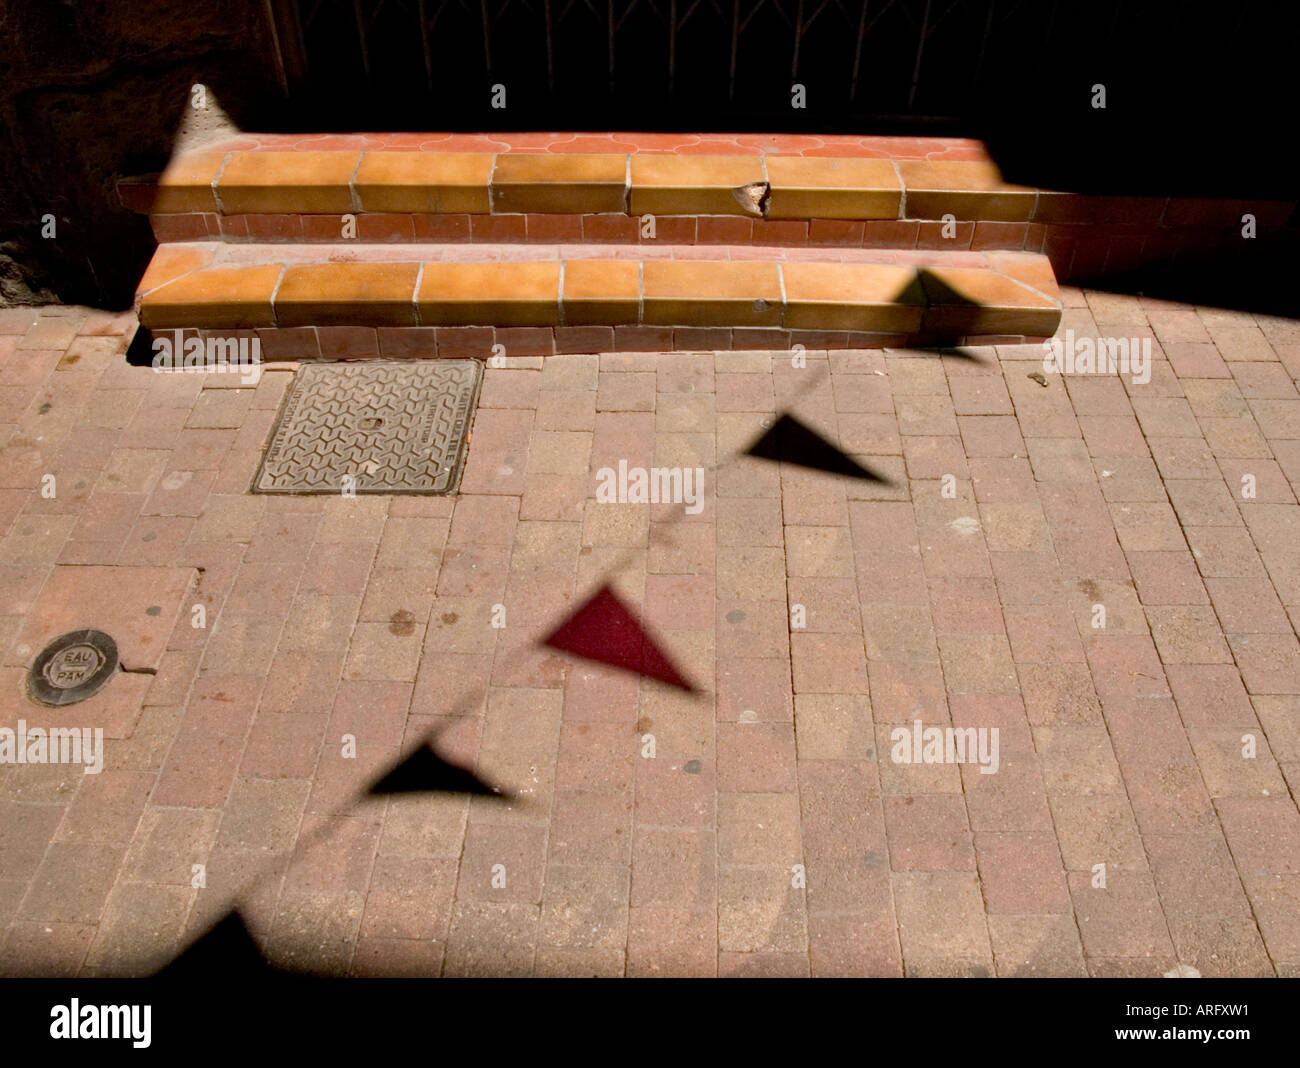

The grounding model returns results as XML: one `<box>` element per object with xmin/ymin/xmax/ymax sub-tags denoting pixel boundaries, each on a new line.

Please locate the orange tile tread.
<box><xmin>136</xmin><ymin>243</ymin><xmax>1062</xmax><ymax>340</ymax></box>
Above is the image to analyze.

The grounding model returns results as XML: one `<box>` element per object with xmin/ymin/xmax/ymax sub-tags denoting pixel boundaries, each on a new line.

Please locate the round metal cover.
<box><xmin>27</xmin><ymin>629</ymin><xmax>119</xmax><ymax>707</ymax></box>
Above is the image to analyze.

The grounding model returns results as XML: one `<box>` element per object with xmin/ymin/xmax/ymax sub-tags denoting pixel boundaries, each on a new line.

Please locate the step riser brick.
<box><xmin>417</xmin><ymin>262</ymin><xmax>563</xmax><ymax>327</ymax></box>
<box><xmin>174</xmin><ymin>324</ymin><xmax>1053</xmax><ymax>361</ymax></box>
<box><xmin>139</xmin><ymin>265</ymin><xmax>282</xmax><ymax>330</ymax></box>
<box><xmin>764</xmin><ymin>156</ymin><xmax>901</xmax><ymax>220</ymax></box>
<box><xmin>562</xmin><ymin>260</ymin><xmax>640</xmax><ymax>326</ymax></box>
<box><xmin>353</xmin><ymin>152</ymin><xmax>493</xmax><ymax>213</ymax></box>
<box><xmin>782</xmin><ymin>263</ymin><xmax>925</xmax><ymax>333</ymax></box>
<box><xmin>217</xmin><ymin>152</ymin><xmax>362</xmax><ymax>215</ymax></box>
<box><xmin>897</xmin><ymin>160</ymin><xmax>1037</xmax><ymax>222</ymax></box>
<box><xmin>491</xmin><ymin>153</ymin><xmax>628</xmax><ymax>215</ymax></box>
<box><xmin>124</xmin><ymin>151</ymin><xmax>1040</xmax><ymax>226</ymax></box>
<box><xmin>641</xmin><ymin>261</ymin><xmax>783</xmax><ymax>328</ymax></box>
<box><xmin>143</xmin><ymin>323</ymin><xmax>1057</xmax><ymax>365</ymax></box>
<box><xmin>152</xmin><ymin>203</ymin><xmax>1296</xmax><ymax>235</ymax></box>
<box><xmin>275</xmin><ymin>263</ymin><xmax>423</xmax><ymax>327</ymax></box>
<box><xmin>628</xmin><ymin>155</ymin><xmax>768</xmax><ymax>218</ymax></box>
<box><xmin>142</xmin><ymin>204</ymin><xmax>1299</xmax><ymax>291</ymax></box>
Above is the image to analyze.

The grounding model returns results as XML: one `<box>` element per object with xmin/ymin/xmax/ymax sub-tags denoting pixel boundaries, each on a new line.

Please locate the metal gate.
<box><xmin>262</xmin><ymin>1</ymin><xmax>1257</xmax><ymax>131</ymax></box>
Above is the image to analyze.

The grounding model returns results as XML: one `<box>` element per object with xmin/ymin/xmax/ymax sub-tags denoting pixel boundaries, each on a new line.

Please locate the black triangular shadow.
<box><xmin>745</xmin><ymin>413</ymin><xmax>890</xmax><ymax>481</ymax></box>
<box><xmin>125</xmin><ymin>325</ymin><xmax>157</xmax><ymax>366</ymax></box>
<box><xmin>153</xmin><ymin>911</ymin><xmax>272</xmax><ymax>980</ymax></box>
<box><xmin>368</xmin><ymin>743</ymin><xmax>510</xmax><ymax>798</ymax></box>
<box><xmin>934</xmin><ymin>345</ymin><xmax>991</xmax><ymax>364</ymax></box>
<box><xmin>912</xmin><ymin>267</ymin><xmax>993</xmax><ymax>346</ymax></box>
<box><xmin>915</xmin><ymin>266</ymin><xmax>979</xmax><ymax>307</ymax></box>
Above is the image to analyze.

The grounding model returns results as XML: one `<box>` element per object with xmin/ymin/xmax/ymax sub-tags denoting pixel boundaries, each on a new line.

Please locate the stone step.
<box><xmin>128</xmin><ymin>148</ymin><xmax>914</xmax><ymax>220</ymax></box>
<box><xmin>126</xmin><ymin>134</ymin><xmax>1266</xmax><ymax>251</ymax></box>
<box><xmin>135</xmin><ymin>242</ymin><xmax>1062</xmax><ymax>355</ymax></box>
<box><xmin>122</xmin><ymin>135</ymin><xmax>1299</xmax><ymax>290</ymax></box>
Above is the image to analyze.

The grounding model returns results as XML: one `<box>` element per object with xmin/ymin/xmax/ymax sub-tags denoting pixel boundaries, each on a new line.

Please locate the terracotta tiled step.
<box><xmin>124</xmin><ymin>143</ymin><xmax>1297</xmax><ymax>270</ymax></box>
<box><xmin>130</xmin><ymin>130</ymin><xmax>995</xmax><ymax>158</ymax></box>
<box><xmin>135</xmin><ymin>241</ymin><xmax>1062</xmax><ymax>345</ymax></box>
<box><xmin>126</xmin><ymin>148</ymin><xmax>907</xmax><ymax>224</ymax></box>
<box><xmin>126</xmin><ymin>141</ymin><xmax>1296</xmax><ymax>227</ymax></box>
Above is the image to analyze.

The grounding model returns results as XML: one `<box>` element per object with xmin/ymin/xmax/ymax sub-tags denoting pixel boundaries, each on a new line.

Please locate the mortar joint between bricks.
<box><xmin>211</xmin><ymin>151</ymin><xmax>234</xmax><ymax>215</ymax></box>
<box><xmin>413</xmin><ymin>261</ymin><xmax>427</xmax><ymax>327</ymax></box>
<box><xmin>557</xmin><ymin>259</ymin><xmax>568</xmax><ymax>328</ymax></box>
<box><xmin>488</xmin><ymin>153</ymin><xmax>501</xmax><ymax>215</ymax></box>
<box><xmin>776</xmin><ymin>261</ymin><xmax>788</xmax><ymax>328</ymax></box>
<box><xmin>348</xmin><ymin>153</ymin><xmax>364</xmax><ymax>214</ymax></box>
<box><xmin>268</xmin><ymin>263</ymin><xmax>288</xmax><ymax>329</ymax></box>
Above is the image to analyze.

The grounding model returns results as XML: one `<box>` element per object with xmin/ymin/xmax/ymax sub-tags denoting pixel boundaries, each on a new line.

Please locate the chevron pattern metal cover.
<box><xmin>254</xmin><ymin>360</ymin><xmax>482</xmax><ymax>494</ymax></box>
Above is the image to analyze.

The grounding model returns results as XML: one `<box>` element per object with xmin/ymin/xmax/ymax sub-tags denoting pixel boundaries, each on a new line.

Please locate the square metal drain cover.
<box><xmin>255</xmin><ymin>361</ymin><xmax>482</xmax><ymax>494</ymax></box>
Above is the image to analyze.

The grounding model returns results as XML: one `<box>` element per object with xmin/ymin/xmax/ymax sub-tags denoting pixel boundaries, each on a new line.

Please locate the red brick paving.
<box><xmin>0</xmin><ymin>294</ymin><xmax>1298</xmax><ymax>976</ymax></box>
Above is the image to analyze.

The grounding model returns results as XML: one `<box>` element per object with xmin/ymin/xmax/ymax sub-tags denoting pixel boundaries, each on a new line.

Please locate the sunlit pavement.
<box><xmin>0</xmin><ymin>293</ymin><xmax>1298</xmax><ymax>977</ymax></box>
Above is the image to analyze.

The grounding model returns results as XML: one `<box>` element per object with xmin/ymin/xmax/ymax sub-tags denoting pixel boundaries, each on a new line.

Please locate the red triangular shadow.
<box><xmin>543</xmin><ymin>584</ymin><xmax>694</xmax><ymax>691</ymax></box>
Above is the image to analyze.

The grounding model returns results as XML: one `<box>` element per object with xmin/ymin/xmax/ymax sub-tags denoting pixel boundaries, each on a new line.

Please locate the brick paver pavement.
<box><xmin>0</xmin><ymin>293</ymin><xmax>1298</xmax><ymax>977</ymax></box>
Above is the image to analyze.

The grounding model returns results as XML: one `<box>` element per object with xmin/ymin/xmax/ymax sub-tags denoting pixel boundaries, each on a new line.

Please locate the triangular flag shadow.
<box><xmin>914</xmin><ymin>267</ymin><xmax>998</xmax><ymax>344</ymax></box>
<box><xmin>369</xmin><ymin>743</ymin><xmax>509</xmax><ymax>798</ymax></box>
<box><xmin>125</xmin><ymin>326</ymin><xmax>157</xmax><ymax>367</ymax></box>
<box><xmin>543</xmin><ymin>585</ymin><xmax>694</xmax><ymax>691</ymax></box>
<box><xmin>915</xmin><ymin>266</ymin><xmax>980</xmax><ymax>308</ymax></box>
<box><xmin>746</xmin><ymin>413</ymin><xmax>890</xmax><ymax>481</ymax></box>
<box><xmin>153</xmin><ymin>911</ymin><xmax>272</xmax><ymax>980</ymax></box>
